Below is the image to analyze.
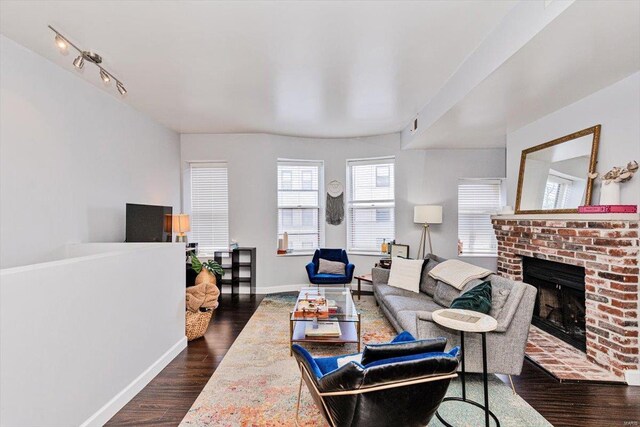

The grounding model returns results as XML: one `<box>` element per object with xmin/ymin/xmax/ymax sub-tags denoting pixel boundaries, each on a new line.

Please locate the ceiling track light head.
<box><xmin>73</xmin><ymin>55</ymin><xmax>85</xmax><ymax>69</ymax></box>
<box><xmin>99</xmin><ymin>69</ymin><xmax>111</xmax><ymax>83</ymax></box>
<box><xmin>116</xmin><ymin>81</ymin><xmax>127</xmax><ymax>96</ymax></box>
<box><xmin>54</xmin><ymin>34</ymin><xmax>68</xmax><ymax>51</ymax></box>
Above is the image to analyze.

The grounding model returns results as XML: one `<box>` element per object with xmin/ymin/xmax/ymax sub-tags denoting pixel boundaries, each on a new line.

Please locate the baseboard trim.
<box><xmin>80</xmin><ymin>336</ymin><xmax>188</xmax><ymax>427</ymax></box>
<box><xmin>220</xmin><ymin>283</ymin><xmax>373</xmax><ymax>294</ymax></box>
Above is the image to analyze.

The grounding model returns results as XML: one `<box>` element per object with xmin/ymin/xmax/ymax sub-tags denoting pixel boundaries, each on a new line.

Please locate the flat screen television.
<box><xmin>125</xmin><ymin>203</ymin><xmax>173</xmax><ymax>242</ymax></box>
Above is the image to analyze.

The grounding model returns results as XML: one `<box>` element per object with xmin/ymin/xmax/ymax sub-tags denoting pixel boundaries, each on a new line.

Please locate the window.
<box><xmin>457</xmin><ymin>179</ymin><xmax>504</xmax><ymax>256</ymax></box>
<box><xmin>347</xmin><ymin>157</ymin><xmax>395</xmax><ymax>253</ymax></box>
<box><xmin>189</xmin><ymin>162</ymin><xmax>229</xmax><ymax>256</ymax></box>
<box><xmin>277</xmin><ymin>160</ymin><xmax>323</xmax><ymax>252</ymax></box>
<box><xmin>542</xmin><ymin>173</ymin><xmax>574</xmax><ymax>210</ymax></box>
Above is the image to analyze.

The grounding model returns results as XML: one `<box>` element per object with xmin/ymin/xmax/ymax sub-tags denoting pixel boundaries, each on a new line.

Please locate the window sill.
<box><xmin>276</xmin><ymin>252</ymin><xmax>315</xmax><ymax>257</ymax></box>
<box><xmin>458</xmin><ymin>254</ymin><xmax>498</xmax><ymax>258</ymax></box>
<box><xmin>347</xmin><ymin>251</ymin><xmax>388</xmax><ymax>257</ymax></box>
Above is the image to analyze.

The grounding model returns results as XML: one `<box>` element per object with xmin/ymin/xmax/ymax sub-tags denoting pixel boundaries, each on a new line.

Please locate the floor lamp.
<box><xmin>414</xmin><ymin>205</ymin><xmax>443</xmax><ymax>259</ymax></box>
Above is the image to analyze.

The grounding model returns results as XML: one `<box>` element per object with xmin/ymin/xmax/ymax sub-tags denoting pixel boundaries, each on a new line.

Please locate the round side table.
<box><xmin>432</xmin><ymin>308</ymin><xmax>499</xmax><ymax>427</ymax></box>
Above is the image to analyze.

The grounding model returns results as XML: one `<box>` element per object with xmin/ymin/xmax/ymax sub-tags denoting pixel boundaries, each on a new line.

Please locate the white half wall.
<box><xmin>0</xmin><ymin>243</ymin><xmax>186</xmax><ymax>427</ymax></box>
<box><xmin>0</xmin><ymin>35</ymin><xmax>181</xmax><ymax>268</ymax></box>
<box><xmin>181</xmin><ymin>133</ymin><xmax>506</xmax><ymax>289</ymax></box>
<box><xmin>506</xmin><ymin>72</ymin><xmax>640</xmax><ymax>206</ymax></box>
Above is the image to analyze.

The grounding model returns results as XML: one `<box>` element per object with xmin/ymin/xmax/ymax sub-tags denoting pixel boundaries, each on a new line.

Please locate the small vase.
<box><xmin>599</xmin><ymin>181</ymin><xmax>621</xmax><ymax>205</ymax></box>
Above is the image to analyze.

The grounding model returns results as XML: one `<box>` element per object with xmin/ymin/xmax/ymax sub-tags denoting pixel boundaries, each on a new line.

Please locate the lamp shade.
<box><xmin>414</xmin><ymin>205</ymin><xmax>442</xmax><ymax>224</ymax></box>
<box><xmin>172</xmin><ymin>214</ymin><xmax>190</xmax><ymax>234</ymax></box>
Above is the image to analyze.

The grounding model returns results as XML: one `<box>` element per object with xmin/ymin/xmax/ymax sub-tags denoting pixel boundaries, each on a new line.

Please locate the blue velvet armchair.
<box><xmin>305</xmin><ymin>249</ymin><xmax>355</xmax><ymax>286</ymax></box>
<box><xmin>292</xmin><ymin>332</ymin><xmax>460</xmax><ymax>427</ymax></box>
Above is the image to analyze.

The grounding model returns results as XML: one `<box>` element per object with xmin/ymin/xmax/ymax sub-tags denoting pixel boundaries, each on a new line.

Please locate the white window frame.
<box><xmin>277</xmin><ymin>159</ymin><xmax>324</xmax><ymax>255</ymax></box>
<box><xmin>187</xmin><ymin>161</ymin><xmax>230</xmax><ymax>257</ymax></box>
<box><xmin>346</xmin><ymin>156</ymin><xmax>396</xmax><ymax>255</ymax></box>
<box><xmin>457</xmin><ymin>178</ymin><xmax>505</xmax><ymax>257</ymax></box>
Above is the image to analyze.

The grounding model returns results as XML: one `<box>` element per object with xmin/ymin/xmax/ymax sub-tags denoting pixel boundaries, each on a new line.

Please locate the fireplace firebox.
<box><xmin>523</xmin><ymin>257</ymin><xmax>586</xmax><ymax>351</ymax></box>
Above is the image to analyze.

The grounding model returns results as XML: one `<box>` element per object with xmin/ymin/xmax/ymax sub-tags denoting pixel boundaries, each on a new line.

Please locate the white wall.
<box><xmin>0</xmin><ymin>35</ymin><xmax>181</xmax><ymax>268</ymax></box>
<box><xmin>0</xmin><ymin>243</ymin><xmax>186</xmax><ymax>427</ymax></box>
<box><xmin>181</xmin><ymin>133</ymin><xmax>506</xmax><ymax>289</ymax></box>
<box><xmin>506</xmin><ymin>72</ymin><xmax>640</xmax><ymax>206</ymax></box>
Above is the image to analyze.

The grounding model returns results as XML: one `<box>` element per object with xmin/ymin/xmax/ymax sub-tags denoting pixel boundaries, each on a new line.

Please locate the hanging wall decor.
<box><xmin>326</xmin><ymin>180</ymin><xmax>345</xmax><ymax>225</ymax></box>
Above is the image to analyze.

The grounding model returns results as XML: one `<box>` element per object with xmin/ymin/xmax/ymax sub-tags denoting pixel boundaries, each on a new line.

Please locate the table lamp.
<box><xmin>173</xmin><ymin>214</ymin><xmax>191</xmax><ymax>243</ymax></box>
<box><xmin>414</xmin><ymin>205</ymin><xmax>442</xmax><ymax>259</ymax></box>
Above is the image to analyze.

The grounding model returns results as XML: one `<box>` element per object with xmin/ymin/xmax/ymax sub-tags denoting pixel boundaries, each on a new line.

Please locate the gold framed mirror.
<box><xmin>515</xmin><ymin>125</ymin><xmax>600</xmax><ymax>214</ymax></box>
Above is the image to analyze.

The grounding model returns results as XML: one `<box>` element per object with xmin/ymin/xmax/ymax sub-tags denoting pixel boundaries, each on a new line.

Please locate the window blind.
<box><xmin>458</xmin><ymin>179</ymin><xmax>503</xmax><ymax>256</ymax></box>
<box><xmin>277</xmin><ymin>160</ymin><xmax>323</xmax><ymax>252</ymax></box>
<box><xmin>190</xmin><ymin>162</ymin><xmax>229</xmax><ymax>256</ymax></box>
<box><xmin>347</xmin><ymin>157</ymin><xmax>395</xmax><ymax>253</ymax></box>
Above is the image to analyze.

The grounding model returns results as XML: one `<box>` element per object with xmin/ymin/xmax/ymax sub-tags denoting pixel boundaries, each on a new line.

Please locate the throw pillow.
<box><xmin>419</xmin><ymin>258</ymin><xmax>440</xmax><ymax>296</ymax></box>
<box><xmin>361</xmin><ymin>336</ymin><xmax>447</xmax><ymax>366</ymax></box>
<box><xmin>318</xmin><ymin>258</ymin><xmax>346</xmax><ymax>275</ymax></box>
<box><xmin>388</xmin><ymin>258</ymin><xmax>425</xmax><ymax>293</ymax></box>
<box><xmin>450</xmin><ymin>281</ymin><xmax>492</xmax><ymax>314</ymax></box>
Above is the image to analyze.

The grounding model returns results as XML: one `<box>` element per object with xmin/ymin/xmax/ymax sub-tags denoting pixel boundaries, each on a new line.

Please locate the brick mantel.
<box><xmin>492</xmin><ymin>215</ymin><xmax>639</xmax><ymax>378</ymax></box>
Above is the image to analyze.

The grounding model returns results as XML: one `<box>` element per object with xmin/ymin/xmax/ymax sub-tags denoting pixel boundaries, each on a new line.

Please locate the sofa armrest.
<box><xmin>415</xmin><ymin>311</ymin><xmax>434</xmax><ymax>323</ymax></box>
<box><xmin>305</xmin><ymin>262</ymin><xmax>316</xmax><ymax>281</ymax></box>
<box><xmin>345</xmin><ymin>263</ymin><xmax>355</xmax><ymax>282</ymax></box>
<box><xmin>372</xmin><ymin>267</ymin><xmax>390</xmax><ymax>286</ymax></box>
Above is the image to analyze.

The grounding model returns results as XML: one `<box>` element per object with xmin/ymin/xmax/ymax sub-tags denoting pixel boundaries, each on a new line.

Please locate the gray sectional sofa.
<box><xmin>372</xmin><ymin>254</ymin><xmax>537</xmax><ymax>376</ymax></box>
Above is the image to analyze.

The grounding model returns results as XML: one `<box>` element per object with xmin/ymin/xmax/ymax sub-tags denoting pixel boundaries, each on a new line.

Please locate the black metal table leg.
<box><xmin>460</xmin><ymin>331</ymin><xmax>466</xmax><ymax>400</ymax></box>
<box><xmin>482</xmin><ymin>332</ymin><xmax>490</xmax><ymax>427</ymax></box>
<box><xmin>435</xmin><ymin>330</ymin><xmax>500</xmax><ymax>427</ymax></box>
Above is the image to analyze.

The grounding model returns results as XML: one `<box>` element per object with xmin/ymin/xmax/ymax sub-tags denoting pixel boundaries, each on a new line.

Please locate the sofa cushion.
<box><xmin>375</xmin><ymin>283</ymin><xmax>421</xmax><ymax>299</ymax></box>
<box><xmin>450</xmin><ymin>281</ymin><xmax>492</xmax><ymax>314</ymax></box>
<box><xmin>487</xmin><ymin>274</ymin><xmax>513</xmax><ymax>319</ymax></box>
<box><xmin>420</xmin><ymin>258</ymin><xmax>440</xmax><ymax>296</ymax></box>
<box><xmin>433</xmin><ymin>281</ymin><xmax>462</xmax><ymax>307</ymax></box>
<box><xmin>383</xmin><ymin>294</ymin><xmax>442</xmax><ymax>317</ymax></box>
<box><xmin>311</xmin><ymin>273</ymin><xmax>348</xmax><ymax>284</ymax></box>
<box><xmin>396</xmin><ymin>310</ymin><xmax>419</xmax><ymax>336</ymax></box>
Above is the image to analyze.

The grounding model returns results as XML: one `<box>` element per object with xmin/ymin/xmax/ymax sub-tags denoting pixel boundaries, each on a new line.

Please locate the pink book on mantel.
<box><xmin>578</xmin><ymin>205</ymin><xmax>638</xmax><ymax>213</ymax></box>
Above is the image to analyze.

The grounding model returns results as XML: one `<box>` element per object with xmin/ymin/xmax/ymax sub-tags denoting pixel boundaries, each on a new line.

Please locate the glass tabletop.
<box><xmin>291</xmin><ymin>287</ymin><xmax>359</xmax><ymax>322</ymax></box>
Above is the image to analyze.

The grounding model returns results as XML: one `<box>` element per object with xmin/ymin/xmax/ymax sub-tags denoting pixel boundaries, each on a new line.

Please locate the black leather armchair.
<box><xmin>292</xmin><ymin>332</ymin><xmax>460</xmax><ymax>427</ymax></box>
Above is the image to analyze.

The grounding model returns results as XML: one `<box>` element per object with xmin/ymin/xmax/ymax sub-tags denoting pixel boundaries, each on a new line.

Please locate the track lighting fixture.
<box><xmin>48</xmin><ymin>25</ymin><xmax>127</xmax><ymax>96</ymax></box>
<box><xmin>100</xmin><ymin>69</ymin><xmax>111</xmax><ymax>83</ymax></box>
<box><xmin>72</xmin><ymin>55</ymin><xmax>84</xmax><ymax>69</ymax></box>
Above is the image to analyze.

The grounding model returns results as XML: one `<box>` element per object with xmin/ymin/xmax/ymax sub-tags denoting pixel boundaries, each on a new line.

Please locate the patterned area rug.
<box><xmin>180</xmin><ymin>294</ymin><xmax>551</xmax><ymax>427</ymax></box>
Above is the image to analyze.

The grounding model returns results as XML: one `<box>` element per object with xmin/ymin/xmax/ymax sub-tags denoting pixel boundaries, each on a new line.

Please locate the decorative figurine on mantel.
<box><xmin>589</xmin><ymin>160</ymin><xmax>638</xmax><ymax>205</ymax></box>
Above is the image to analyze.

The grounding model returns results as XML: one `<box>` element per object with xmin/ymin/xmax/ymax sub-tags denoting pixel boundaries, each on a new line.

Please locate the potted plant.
<box><xmin>190</xmin><ymin>254</ymin><xmax>225</xmax><ymax>285</ymax></box>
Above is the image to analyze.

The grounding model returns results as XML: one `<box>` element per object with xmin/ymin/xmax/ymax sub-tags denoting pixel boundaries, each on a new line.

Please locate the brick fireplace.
<box><xmin>492</xmin><ymin>214</ymin><xmax>639</xmax><ymax>378</ymax></box>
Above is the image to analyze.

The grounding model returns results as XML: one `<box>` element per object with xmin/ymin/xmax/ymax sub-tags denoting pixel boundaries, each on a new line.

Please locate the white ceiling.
<box><xmin>0</xmin><ymin>0</ymin><xmax>516</xmax><ymax>138</ymax></box>
<box><xmin>404</xmin><ymin>0</ymin><xmax>640</xmax><ymax>149</ymax></box>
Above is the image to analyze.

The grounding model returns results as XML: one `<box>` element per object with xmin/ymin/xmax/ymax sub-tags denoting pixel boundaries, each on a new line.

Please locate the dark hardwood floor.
<box><xmin>108</xmin><ymin>292</ymin><xmax>640</xmax><ymax>427</ymax></box>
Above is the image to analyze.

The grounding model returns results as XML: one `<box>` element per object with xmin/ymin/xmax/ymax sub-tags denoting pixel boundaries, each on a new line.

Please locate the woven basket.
<box><xmin>186</xmin><ymin>308</ymin><xmax>213</xmax><ymax>341</ymax></box>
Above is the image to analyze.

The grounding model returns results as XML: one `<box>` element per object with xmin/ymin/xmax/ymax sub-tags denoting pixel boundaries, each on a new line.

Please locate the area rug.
<box><xmin>180</xmin><ymin>294</ymin><xmax>552</xmax><ymax>427</ymax></box>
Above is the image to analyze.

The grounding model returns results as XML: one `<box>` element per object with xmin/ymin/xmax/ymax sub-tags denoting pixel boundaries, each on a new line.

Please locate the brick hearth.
<box><xmin>492</xmin><ymin>214</ymin><xmax>640</xmax><ymax>378</ymax></box>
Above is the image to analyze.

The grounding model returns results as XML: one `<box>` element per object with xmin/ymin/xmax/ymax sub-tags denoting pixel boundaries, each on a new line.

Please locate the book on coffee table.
<box><xmin>305</xmin><ymin>321</ymin><xmax>341</xmax><ymax>337</ymax></box>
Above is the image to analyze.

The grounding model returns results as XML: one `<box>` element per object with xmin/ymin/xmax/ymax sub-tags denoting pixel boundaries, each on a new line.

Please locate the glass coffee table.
<box><xmin>289</xmin><ymin>287</ymin><xmax>361</xmax><ymax>356</ymax></box>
